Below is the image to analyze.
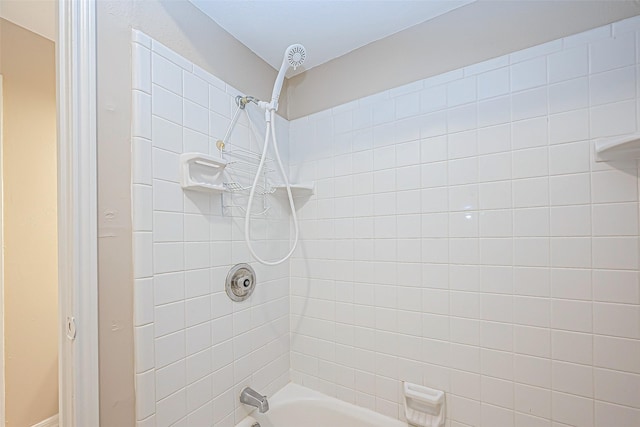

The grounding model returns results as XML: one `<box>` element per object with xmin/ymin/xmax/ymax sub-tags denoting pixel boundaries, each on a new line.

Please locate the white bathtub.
<box><xmin>235</xmin><ymin>383</ymin><xmax>407</xmax><ymax>427</ymax></box>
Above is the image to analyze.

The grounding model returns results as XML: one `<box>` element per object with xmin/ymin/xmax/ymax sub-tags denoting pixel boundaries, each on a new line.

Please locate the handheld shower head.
<box><xmin>270</xmin><ymin>44</ymin><xmax>307</xmax><ymax>109</ymax></box>
<box><xmin>286</xmin><ymin>44</ymin><xmax>306</xmax><ymax>70</ymax></box>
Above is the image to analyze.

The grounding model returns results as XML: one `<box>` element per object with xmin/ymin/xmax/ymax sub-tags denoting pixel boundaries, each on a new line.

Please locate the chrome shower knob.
<box><xmin>225</xmin><ymin>263</ymin><xmax>256</xmax><ymax>302</ymax></box>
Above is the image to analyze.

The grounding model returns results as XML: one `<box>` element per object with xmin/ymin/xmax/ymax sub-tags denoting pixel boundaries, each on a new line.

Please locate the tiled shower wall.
<box><xmin>131</xmin><ymin>31</ymin><xmax>291</xmax><ymax>427</ymax></box>
<box><xmin>289</xmin><ymin>18</ymin><xmax>640</xmax><ymax>427</ymax></box>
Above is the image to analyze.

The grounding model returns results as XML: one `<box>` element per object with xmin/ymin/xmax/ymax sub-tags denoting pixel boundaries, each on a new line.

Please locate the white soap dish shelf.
<box><xmin>180</xmin><ymin>153</ymin><xmax>227</xmax><ymax>192</ymax></box>
<box><xmin>594</xmin><ymin>133</ymin><xmax>640</xmax><ymax>162</ymax></box>
<box><xmin>403</xmin><ymin>382</ymin><xmax>445</xmax><ymax>427</ymax></box>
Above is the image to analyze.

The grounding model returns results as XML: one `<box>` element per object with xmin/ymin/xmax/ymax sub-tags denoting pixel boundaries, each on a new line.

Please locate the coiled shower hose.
<box><xmin>244</xmin><ymin>108</ymin><xmax>299</xmax><ymax>266</ymax></box>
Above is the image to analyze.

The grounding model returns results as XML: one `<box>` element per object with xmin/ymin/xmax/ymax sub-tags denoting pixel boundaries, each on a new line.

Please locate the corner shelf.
<box><xmin>273</xmin><ymin>182</ymin><xmax>315</xmax><ymax>197</ymax></box>
<box><xmin>594</xmin><ymin>133</ymin><xmax>640</xmax><ymax>162</ymax></box>
<box><xmin>180</xmin><ymin>153</ymin><xmax>227</xmax><ymax>192</ymax></box>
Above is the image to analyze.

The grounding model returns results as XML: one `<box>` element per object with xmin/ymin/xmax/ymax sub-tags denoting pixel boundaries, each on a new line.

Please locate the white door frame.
<box><xmin>57</xmin><ymin>0</ymin><xmax>99</xmax><ymax>426</ymax></box>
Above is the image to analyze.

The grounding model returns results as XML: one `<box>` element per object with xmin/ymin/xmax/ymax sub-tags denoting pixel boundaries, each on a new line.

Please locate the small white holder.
<box><xmin>403</xmin><ymin>382</ymin><xmax>445</xmax><ymax>427</ymax></box>
<box><xmin>180</xmin><ymin>153</ymin><xmax>227</xmax><ymax>192</ymax></box>
<box><xmin>273</xmin><ymin>182</ymin><xmax>315</xmax><ymax>197</ymax></box>
<box><xmin>594</xmin><ymin>133</ymin><xmax>640</xmax><ymax>162</ymax></box>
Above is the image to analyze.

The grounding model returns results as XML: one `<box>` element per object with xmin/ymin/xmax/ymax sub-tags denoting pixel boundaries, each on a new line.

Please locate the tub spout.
<box><xmin>240</xmin><ymin>387</ymin><xmax>269</xmax><ymax>413</ymax></box>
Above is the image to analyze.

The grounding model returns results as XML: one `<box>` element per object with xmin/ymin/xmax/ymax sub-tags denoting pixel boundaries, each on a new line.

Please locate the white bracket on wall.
<box><xmin>273</xmin><ymin>182</ymin><xmax>315</xmax><ymax>198</ymax></box>
<box><xmin>594</xmin><ymin>133</ymin><xmax>640</xmax><ymax>162</ymax></box>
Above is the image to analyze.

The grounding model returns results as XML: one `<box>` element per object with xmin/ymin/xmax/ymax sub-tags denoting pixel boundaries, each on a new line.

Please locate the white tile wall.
<box><xmin>133</xmin><ymin>16</ymin><xmax>640</xmax><ymax>427</ymax></box>
<box><xmin>289</xmin><ymin>17</ymin><xmax>640</xmax><ymax>427</ymax></box>
<box><xmin>132</xmin><ymin>31</ymin><xmax>291</xmax><ymax>427</ymax></box>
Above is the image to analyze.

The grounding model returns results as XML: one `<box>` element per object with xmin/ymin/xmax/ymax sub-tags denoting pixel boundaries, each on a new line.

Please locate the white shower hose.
<box><xmin>244</xmin><ymin>109</ymin><xmax>299</xmax><ymax>266</ymax></box>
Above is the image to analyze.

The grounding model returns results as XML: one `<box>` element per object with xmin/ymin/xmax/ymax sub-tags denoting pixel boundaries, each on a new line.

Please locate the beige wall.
<box><xmin>286</xmin><ymin>0</ymin><xmax>640</xmax><ymax>119</ymax></box>
<box><xmin>0</xmin><ymin>18</ymin><xmax>58</xmax><ymax>427</ymax></box>
<box><xmin>97</xmin><ymin>1</ymin><xmax>278</xmax><ymax>425</ymax></box>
